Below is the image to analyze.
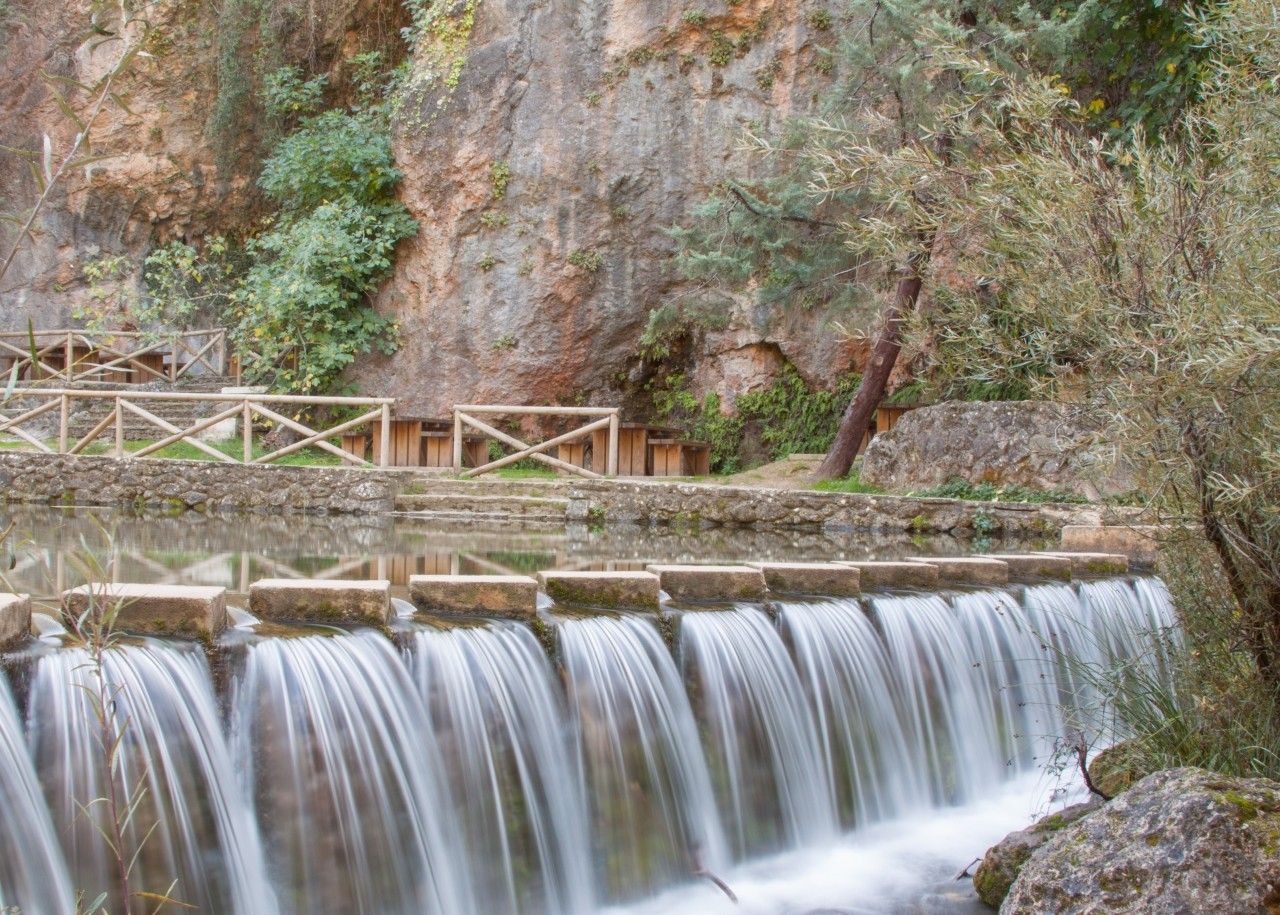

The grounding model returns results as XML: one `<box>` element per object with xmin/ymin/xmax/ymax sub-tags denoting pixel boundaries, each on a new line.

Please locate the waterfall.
<box><xmin>0</xmin><ymin>676</ymin><xmax>73</xmax><ymax>913</ymax></box>
<box><xmin>779</xmin><ymin>598</ymin><xmax>930</xmax><ymax>827</ymax></box>
<box><xmin>680</xmin><ymin>606</ymin><xmax>838</xmax><ymax>858</ymax></box>
<box><xmin>229</xmin><ymin>630</ymin><xmax>475</xmax><ymax>915</ymax></box>
<box><xmin>26</xmin><ymin>641</ymin><xmax>275</xmax><ymax>914</ymax></box>
<box><xmin>557</xmin><ymin>615</ymin><xmax>728</xmax><ymax>902</ymax></box>
<box><xmin>3</xmin><ymin>574</ymin><xmax>1179</xmax><ymax>915</ymax></box>
<box><xmin>409</xmin><ymin>622</ymin><xmax>594</xmax><ymax>915</ymax></box>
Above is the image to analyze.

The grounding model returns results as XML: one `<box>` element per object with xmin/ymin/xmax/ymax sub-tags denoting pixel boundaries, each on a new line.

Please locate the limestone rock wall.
<box><xmin>861</xmin><ymin>401</ymin><xmax>1135</xmax><ymax>499</ymax></box>
<box><xmin>2</xmin><ymin>0</ymin><xmax>859</xmax><ymax>411</ymax></box>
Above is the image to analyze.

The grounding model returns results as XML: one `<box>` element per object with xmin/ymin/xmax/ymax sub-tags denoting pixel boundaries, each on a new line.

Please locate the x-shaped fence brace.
<box><xmin>0</xmin><ymin>389</ymin><xmax>395</xmax><ymax>466</ymax></box>
<box><xmin>0</xmin><ymin>330</ymin><xmax>227</xmax><ymax>383</ymax></box>
<box><xmin>452</xmin><ymin>405</ymin><xmax>620</xmax><ymax>478</ymax></box>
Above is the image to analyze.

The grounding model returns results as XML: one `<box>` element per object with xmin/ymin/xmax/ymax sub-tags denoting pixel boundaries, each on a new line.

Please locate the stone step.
<box><xmin>400</xmin><ymin>476</ymin><xmax>573</xmax><ymax>499</ymax></box>
<box><xmin>393</xmin><ymin>492</ymin><xmax>570</xmax><ymax>521</ymax></box>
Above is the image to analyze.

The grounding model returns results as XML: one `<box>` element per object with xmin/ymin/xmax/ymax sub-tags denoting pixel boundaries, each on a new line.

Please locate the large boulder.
<box><xmin>973</xmin><ymin>797</ymin><xmax>1101</xmax><ymax>908</ymax></box>
<box><xmin>861</xmin><ymin>401</ymin><xmax>1131</xmax><ymax>500</ymax></box>
<box><xmin>1002</xmin><ymin>767</ymin><xmax>1280</xmax><ymax>914</ymax></box>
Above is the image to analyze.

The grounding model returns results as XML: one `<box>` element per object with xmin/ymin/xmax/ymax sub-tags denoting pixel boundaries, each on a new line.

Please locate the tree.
<box><xmin>671</xmin><ymin>0</ymin><xmax>1207</xmax><ymax>478</ymax></box>
<box><xmin>912</xmin><ymin>0</ymin><xmax>1280</xmax><ymax>690</ymax></box>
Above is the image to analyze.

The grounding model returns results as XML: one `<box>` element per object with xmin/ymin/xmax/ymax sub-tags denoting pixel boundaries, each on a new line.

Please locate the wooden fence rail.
<box><xmin>453</xmin><ymin>405</ymin><xmax>620</xmax><ymax>478</ymax></box>
<box><xmin>0</xmin><ymin>329</ymin><xmax>229</xmax><ymax>384</ymax></box>
<box><xmin>0</xmin><ymin>388</ymin><xmax>395</xmax><ymax>467</ymax></box>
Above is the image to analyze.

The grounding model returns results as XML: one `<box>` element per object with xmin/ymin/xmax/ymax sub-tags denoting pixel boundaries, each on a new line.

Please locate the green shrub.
<box><xmin>258</xmin><ymin>110</ymin><xmax>403</xmax><ymax>213</ymax></box>
<box><xmin>909</xmin><ymin>478</ymin><xmax>1088</xmax><ymax>504</ymax></box>
<box><xmin>736</xmin><ymin>367</ymin><xmax>861</xmax><ymax>461</ymax></box>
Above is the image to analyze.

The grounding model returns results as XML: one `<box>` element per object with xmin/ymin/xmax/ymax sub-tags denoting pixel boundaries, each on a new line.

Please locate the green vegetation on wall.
<box><xmin>229</xmin><ymin>61</ymin><xmax>416</xmax><ymax>395</ymax></box>
<box><xmin>736</xmin><ymin>367</ymin><xmax>862</xmax><ymax>461</ymax></box>
<box><xmin>649</xmin><ymin>366</ymin><xmax>862</xmax><ymax>473</ymax></box>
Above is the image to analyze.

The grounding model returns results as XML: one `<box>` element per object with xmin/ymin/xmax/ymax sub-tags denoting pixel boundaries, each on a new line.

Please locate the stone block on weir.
<box><xmin>984</xmin><ymin>553</ymin><xmax>1075</xmax><ymax>580</ymax></box>
<box><xmin>0</xmin><ymin>593</ymin><xmax>31</xmax><ymax>649</ymax></box>
<box><xmin>63</xmin><ymin>583</ymin><xmax>227</xmax><ymax>639</ymax></box>
<box><xmin>409</xmin><ymin>574</ymin><xmax>539</xmax><ymax>619</ymax></box>
<box><xmin>746</xmin><ymin>562</ymin><xmax>861</xmax><ymax>597</ymax></box>
<box><xmin>908</xmin><ymin>557</ymin><xmax>1009</xmax><ymax>586</ymax></box>
<box><xmin>836</xmin><ymin>561</ymin><xmax>940</xmax><ymax>590</ymax></box>
<box><xmin>1060</xmin><ymin>525</ymin><xmax>1166</xmax><ymax>567</ymax></box>
<box><xmin>644</xmin><ymin>565</ymin><xmax>767</xmax><ymax>603</ymax></box>
<box><xmin>536</xmin><ymin>571</ymin><xmax>660</xmax><ymax>612</ymax></box>
<box><xmin>248</xmin><ymin>579</ymin><xmax>391</xmax><ymax>627</ymax></box>
<box><xmin>1035</xmin><ymin>552</ymin><xmax>1130</xmax><ymax>575</ymax></box>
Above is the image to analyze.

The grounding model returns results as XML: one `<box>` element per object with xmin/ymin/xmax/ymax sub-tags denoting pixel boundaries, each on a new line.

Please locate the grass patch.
<box><xmin>908</xmin><ymin>477</ymin><xmax>1088</xmax><ymax>504</ymax></box>
<box><xmin>0</xmin><ymin>435</ymin><xmax>345</xmax><ymax>466</ymax></box>
<box><xmin>812</xmin><ymin>472</ymin><xmax>883</xmax><ymax>494</ymax></box>
<box><xmin>492</xmin><ymin>465</ymin><xmax>559</xmax><ymax>480</ymax></box>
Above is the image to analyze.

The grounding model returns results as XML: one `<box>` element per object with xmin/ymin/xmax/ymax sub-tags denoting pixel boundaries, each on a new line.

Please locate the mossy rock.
<box><xmin>972</xmin><ymin>798</ymin><xmax>1100</xmax><ymax>908</ymax></box>
<box><xmin>1089</xmin><ymin>739</ymin><xmax>1152</xmax><ymax>798</ymax></box>
<box><xmin>1003</xmin><ymin>768</ymin><xmax>1280</xmax><ymax>914</ymax></box>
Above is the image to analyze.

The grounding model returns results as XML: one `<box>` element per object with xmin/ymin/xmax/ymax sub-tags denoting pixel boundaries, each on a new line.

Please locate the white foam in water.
<box><xmin>604</xmin><ymin>770</ymin><xmax>1083</xmax><ymax>915</ymax></box>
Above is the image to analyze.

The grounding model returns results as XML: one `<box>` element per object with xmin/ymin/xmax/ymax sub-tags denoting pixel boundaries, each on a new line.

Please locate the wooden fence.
<box><xmin>0</xmin><ymin>388</ymin><xmax>396</xmax><ymax>467</ymax></box>
<box><xmin>0</xmin><ymin>329</ymin><xmax>229</xmax><ymax>384</ymax></box>
<box><xmin>453</xmin><ymin>405</ymin><xmax>620</xmax><ymax>478</ymax></box>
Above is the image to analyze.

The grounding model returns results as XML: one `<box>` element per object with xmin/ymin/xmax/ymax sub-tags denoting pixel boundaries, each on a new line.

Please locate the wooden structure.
<box><xmin>0</xmin><ymin>329</ymin><xmax>229</xmax><ymax>384</ymax></box>
<box><xmin>342</xmin><ymin>417</ymin><xmax>487</xmax><ymax>468</ymax></box>
<box><xmin>0</xmin><ymin>388</ymin><xmax>395</xmax><ymax>466</ymax></box>
<box><xmin>587</xmin><ymin>422</ymin><xmax>678</xmax><ymax>476</ymax></box>
<box><xmin>648</xmin><ymin>438</ymin><xmax>712</xmax><ymax>476</ymax></box>
<box><xmin>453</xmin><ymin>405</ymin><xmax>620</xmax><ymax>478</ymax></box>
<box><xmin>874</xmin><ymin>403</ymin><xmax>917</xmax><ymax>436</ymax></box>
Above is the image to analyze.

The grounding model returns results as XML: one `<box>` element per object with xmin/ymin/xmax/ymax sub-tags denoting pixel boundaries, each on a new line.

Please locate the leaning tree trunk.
<box><xmin>813</xmin><ymin>273</ymin><xmax>922</xmax><ymax>480</ymax></box>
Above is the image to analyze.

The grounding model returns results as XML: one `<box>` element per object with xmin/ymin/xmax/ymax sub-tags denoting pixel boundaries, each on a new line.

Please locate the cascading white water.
<box><xmin>0</xmin><ymin>676</ymin><xmax>74</xmax><ymax>913</ymax></box>
<box><xmin>230</xmin><ymin>630</ymin><xmax>475</xmax><ymax>915</ymax></box>
<box><xmin>779</xmin><ymin>598</ymin><xmax>931</xmax><ymax>827</ymax></box>
<box><xmin>1</xmin><ymin>574</ymin><xmax>1180</xmax><ymax>915</ymax></box>
<box><xmin>679</xmin><ymin>606</ymin><xmax>838</xmax><ymax>858</ymax></box>
<box><xmin>26</xmin><ymin>641</ymin><xmax>275</xmax><ymax>914</ymax></box>
<box><xmin>409</xmin><ymin>622</ymin><xmax>594</xmax><ymax>915</ymax></box>
<box><xmin>557</xmin><ymin>615</ymin><xmax>728</xmax><ymax>902</ymax></box>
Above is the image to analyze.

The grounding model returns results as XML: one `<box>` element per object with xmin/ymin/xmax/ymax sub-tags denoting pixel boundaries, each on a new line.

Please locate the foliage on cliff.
<box><xmin>670</xmin><ymin>0</ymin><xmax>1210</xmax><ymax>478</ymax></box>
<box><xmin>229</xmin><ymin>60</ymin><xmax>415</xmax><ymax>395</ymax></box>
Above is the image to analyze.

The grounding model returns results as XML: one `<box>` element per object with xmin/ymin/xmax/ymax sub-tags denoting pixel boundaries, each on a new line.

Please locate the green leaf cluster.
<box><xmin>649</xmin><ymin>366</ymin><xmax>863</xmax><ymax>472</ymax></box>
<box><xmin>228</xmin><ymin>68</ymin><xmax>416</xmax><ymax>395</ymax></box>
<box><xmin>736</xmin><ymin>367</ymin><xmax>862</xmax><ymax>461</ymax></box>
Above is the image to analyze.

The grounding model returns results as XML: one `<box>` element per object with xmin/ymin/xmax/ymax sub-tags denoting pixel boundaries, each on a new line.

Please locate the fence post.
<box><xmin>216</xmin><ymin>331</ymin><xmax>227</xmax><ymax>376</ymax></box>
<box><xmin>58</xmin><ymin>394</ymin><xmax>69</xmax><ymax>453</ymax></box>
<box><xmin>242</xmin><ymin>400</ymin><xmax>252</xmax><ymax>463</ymax></box>
<box><xmin>607</xmin><ymin>409</ymin><xmax>619</xmax><ymax>476</ymax></box>
<box><xmin>453</xmin><ymin>410</ymin><xmax>463</xmax><ymax>472</ymax></box>
<box><xmin>170</xmin><ymin>337</ymin><xmax>179</xmax><ymax>382</ymax></box>
<box><xmin>63</xmin><ymin>333</ymin><xmax>72</xmax><ymax>382</ymax></box>
<box><xmin>379</xmin><ymin>403</ymin><xmax>391</xmax><ymax>468</ymax></box>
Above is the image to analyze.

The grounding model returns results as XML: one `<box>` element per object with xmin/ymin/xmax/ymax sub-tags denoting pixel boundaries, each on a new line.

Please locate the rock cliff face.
<box><xmin>2</xmin><ymin>0</ymin><xmax>858</xmax><ymax>412</ymax></box>
<box><xmin>861</xmin><ymin>401</ymin><xmax>1135</xmax><ymax>499</ymax></box>
<box><xmin>356</xmin><ymin>0</ymin><xmax>856</xmax><ymax>413</ymax></box>
<box><xmin>0</xmin><ymin>0</ymin><xmax>242</xmax><ymax>328</ymax></box>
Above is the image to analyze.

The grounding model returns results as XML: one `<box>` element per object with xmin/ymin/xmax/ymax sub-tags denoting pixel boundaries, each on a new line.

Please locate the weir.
<box><xmin>0</xmin><ymin>571</ymin><xmax>1177</xmax><ymax>913</ymax></box>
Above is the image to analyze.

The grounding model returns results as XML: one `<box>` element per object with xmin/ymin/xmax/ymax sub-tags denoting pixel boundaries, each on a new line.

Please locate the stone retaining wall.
<box><xmin>0</xmin><ymin>451</ymin><xmax>1140</xmax><ymax>532</ymax></box>
<box><xmin>565</xmin><ymin>479</ymin><xmax>1140</xmax><ymax>537</ymax></box>
<box><xmin>0</xmin><ymin>452</ymin><xmax>396</xmax><ymax>515</ymax></box>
